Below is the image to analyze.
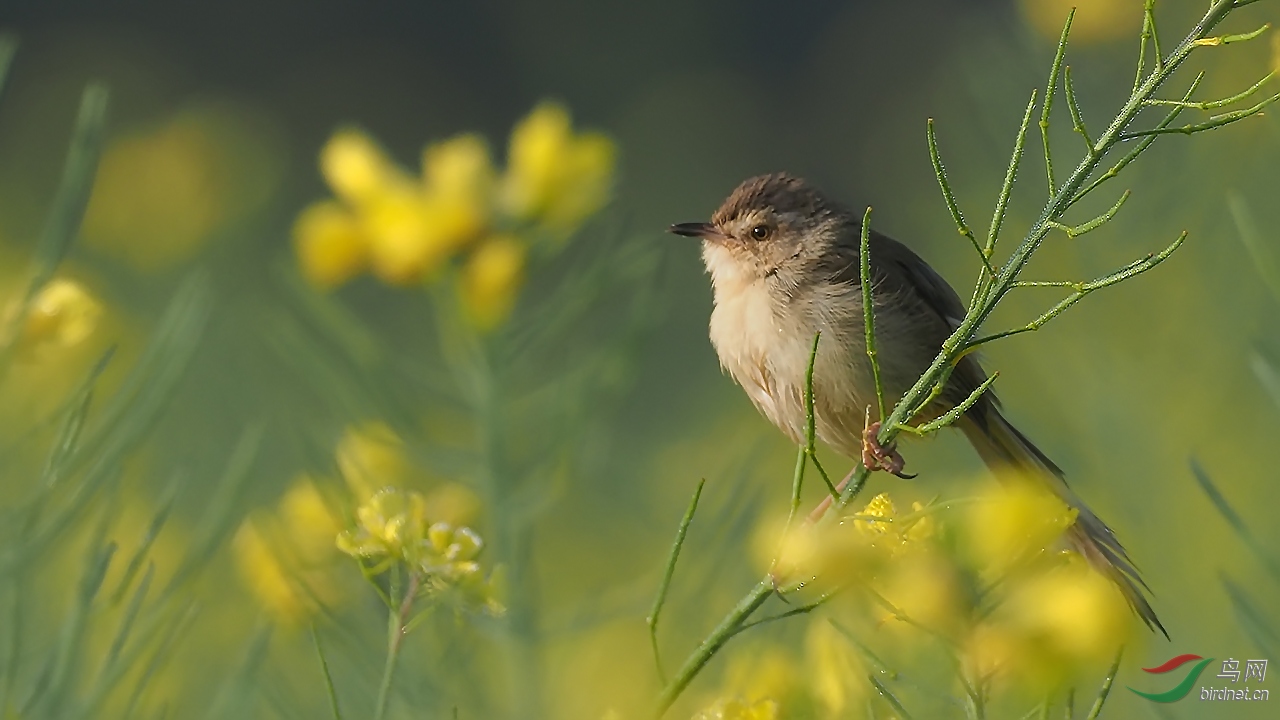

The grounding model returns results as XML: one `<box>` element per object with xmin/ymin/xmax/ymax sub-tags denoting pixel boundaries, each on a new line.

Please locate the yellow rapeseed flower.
<box><xmin>336</xmin><ymin>421</ymin><xmax>408</xmax><ymax>501</ymax></box>
<box><xmin>233</xmin><ymin>521</ymin><xmax>309</xmax><ymax>625</ymax></box>
<box><xmin>336</xmin><ymin>486</ymin><xmax>429</xmax><ymax>561</ymax></box>
<box><xmin>1004</xmin><ymin>552</ymin><xmax>1133</xmax><ymax>666</ymax></box>
<box><xmin>500</xmin><ymin>102</ymin><xmax>616</xmax><ymax>236</ymax></box>
<box><xmin>805</xmin><ymin>620</ymin><xmax>866</xmax><ymax>716</ymax></box>
<box><xmin>292</xmin><ymin>201</ymin><xmax>369</xmax><ymax>289</ymax></box>
<box><xmin>1019</xmin><ymin>0</ymin><xmax>1140</xmax><ymax>45</ymax></box>
<box><xmin>321</xmin><ymin>128</ymin><xmax>410</xmax><ymax>207</ymax></box>
<box><xmin>232</xmin><ymin>478</ymin><xmax>346</xmax><ymax>627</ymax></box>
<box><xmin>964</xmin><ymin>480</ymin><xmax>1077</xmax><ymax>574</ymax></box>
<box><xmin>459</xmin><ymin>234</ymin><xmax>526</xmax><ymax>330</ymax></box>
<box><xmin>16</xmin><ymin>278</ymin><xmax>102</xmax><ymax>356</ymax></box>
<box><xmin>422</xmin><ymin>133</ymin><xmax>494</xmax><ymax>211</ymax></box>
<box><xmin>277</xmin><ymin>477</ymin><xmax>344</xmax><ymax>565</ymax></box>
<box><xmin>691</xmin><ymin>698</ymin><xmax>780</xmax><ymax>720</ymax></box>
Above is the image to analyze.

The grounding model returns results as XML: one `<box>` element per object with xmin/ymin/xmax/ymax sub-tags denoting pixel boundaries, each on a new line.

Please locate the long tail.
<box><xmin>960</xmin><ymin>410</ymin><xmax>1168</xmax><ymax>638</ymax></box>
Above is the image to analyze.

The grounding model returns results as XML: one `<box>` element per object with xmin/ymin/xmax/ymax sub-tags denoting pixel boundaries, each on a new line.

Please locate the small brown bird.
<box><xmin>670</xmin><ymin>172</ymin><xmax>1164</xmax><ymax>636</ymax></box>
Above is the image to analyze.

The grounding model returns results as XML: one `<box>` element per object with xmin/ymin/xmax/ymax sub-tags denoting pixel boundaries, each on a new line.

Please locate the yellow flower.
<box><xmin>423</xmin><ymin>133</ymin><xmax>495</xmax><ymax>210</ymax></box>
<box><xmin>336</xmin><ymin>421</ymin><xmax>408</xmax><ymax>501</ymax></box>
<box><xmin>1004</xmin><ymin>552</ymin><xmax>1133</xmax><ymax>666</ymax></box>
<box><xmin>500</xmin><ymin>102</ymin><xmax>616</xmax><ymax>235</ymax></box>
<box><xmin>233</xmin><ymin>478</ymin><xmax>345</xmax><ymax>626</ymax></box>
<box><xmin>964</xmin><ymin>552</ymin><xmax>1133</xmax><ymax>691</ymax></box>
<box><xmin>336</xmin><ymin>486</ymin><xmax>429</xmax><ymax>561</ymax></box>
<box><xmin>1019</xmin><ymin>0</ymin><xmax>1140</xmax><ymax>45</ymax></box>
<box><xmin>320</xmin><ymin>128</ymin><xmax>410</xmax><ymax>207</ymax></box>
<box><xmin>292</xmin><ymin>201</ymin><xmax>368</xmax><ymax>289</ymax></box>
<box><xmin>233</xmin><ymin>521</ymin><xmax>308</xmax><ymax>625</ymax></box>
<box><xmin>459</xmin><ymin>234</ymin><xmax>526</xmax><ymax>330</ymax></box>
<box><xmin>805</xmin><ymin>620</ymin><xmax>866</xmax><ymax>716</ymax></box>
<box><xmin>691</xmin><ymin>698</ymin><xmax>779</xmax><ymax>720</ymax></box>
<box><xmin>963</xmin><ymin>480</ymin><xmax>1077</xmax><ymax>574</ymax></box>
<box><xmin>16</xmin><ymin>278</ymin><xmax>102</xmax><ymax>355</ymax></box>
<box><xmin>83</xmin><ymin>104</ymin><xmax>283</xmax><ymax>273</ymax></box>
<box><xmin>277</xmin><ymin>477</ymin><xmax>344</xmax><ymax>565</ymax></box>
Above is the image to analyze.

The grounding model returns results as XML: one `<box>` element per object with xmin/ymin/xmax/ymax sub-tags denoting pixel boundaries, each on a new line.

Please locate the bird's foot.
<box><xmin>862</xmin><ymin>420</ymin><xmax>916</xmax><ymax>479</ymax></box>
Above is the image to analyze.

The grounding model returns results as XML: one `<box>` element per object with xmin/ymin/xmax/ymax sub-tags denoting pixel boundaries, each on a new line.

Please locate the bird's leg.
<box><xmin>861</xmin><ymin>411</ymin><xmax>915</xmax><ymax>480</ymax></box>
<box><xmin>805</xmin><ymin>464</ymin><xmax>859</xmax><ymax>524</ymax></box>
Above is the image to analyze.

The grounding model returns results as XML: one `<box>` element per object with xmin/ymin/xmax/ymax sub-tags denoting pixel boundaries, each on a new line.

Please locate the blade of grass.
<box><xmin>1040</xmin><ymin>10</ymin><xmax>1075</xmax><ymax>195</ymax></box>
<box><xmin>1190</xmin><ymin>458</ymin><xmax>1280</xmax><ymax>582</ymax></box>
<box><xmin>310</xmin><ymin>625</ymin><xmax>344</xmax><ymax>720</ymax></box>
<box><xmin>1085</xmin><ymin>649</ymin><xmax>1123</xmax><ymax>720</ymax></box>
<box><xmin>647</xmin><ymin>478</ymin><xmax>705</xmax><ymax>685</ymax></box>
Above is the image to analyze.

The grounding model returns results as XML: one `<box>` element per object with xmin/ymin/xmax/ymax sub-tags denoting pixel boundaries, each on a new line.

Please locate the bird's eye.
<box><xmin>750</xmin><ymin>224</ymin><xmax>771</xmax><ymax>240</ymax></box>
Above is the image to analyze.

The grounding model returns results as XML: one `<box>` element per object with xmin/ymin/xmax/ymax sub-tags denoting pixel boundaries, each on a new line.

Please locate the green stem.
<box><xmin>373</xmin><ymin>573</ymin><xmax>419</xmax><ymax>720</ymax></box>
<box><xmin>647</xmin><ymin>479</ymin><xmax>705</xmax><ymax>685</ymax></box>
<box><xmin>651</xmin><ymin>580</ymin><xmax>773</xmax><ymax>717</ymax></box>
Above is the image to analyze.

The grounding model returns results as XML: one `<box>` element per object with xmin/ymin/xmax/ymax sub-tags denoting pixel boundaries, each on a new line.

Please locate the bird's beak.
<box><xmin>668</xmin><ymin>222</ymin><xmax>725</xmax><ymax>241</ymax></box>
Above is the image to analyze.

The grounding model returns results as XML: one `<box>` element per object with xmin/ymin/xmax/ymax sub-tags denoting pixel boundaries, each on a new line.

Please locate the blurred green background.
<box><xmin>1</xmin><ymin>0</ymin><xmax>1279</xmax><ymax>718</ymax></box>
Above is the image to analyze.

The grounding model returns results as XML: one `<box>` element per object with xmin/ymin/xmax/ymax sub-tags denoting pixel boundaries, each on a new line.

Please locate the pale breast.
<box><xmin>705</xmin><ymin>248</ymin><xmax>874</xmax><ymax>458</ymax></box>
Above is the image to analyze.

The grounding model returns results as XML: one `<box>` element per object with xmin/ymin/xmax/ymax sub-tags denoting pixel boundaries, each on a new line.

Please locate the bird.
<box><xmin>669</xmin><ymin>171</ymin><xmax>1165</xmax><ymax>637</ymax></box>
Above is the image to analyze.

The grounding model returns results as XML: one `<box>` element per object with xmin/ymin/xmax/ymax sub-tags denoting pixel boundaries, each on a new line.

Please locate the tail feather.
<box><xmin>961</xmin><ymin>410</ymin><xmax>1168</xmax><ymax>638</ymax></box>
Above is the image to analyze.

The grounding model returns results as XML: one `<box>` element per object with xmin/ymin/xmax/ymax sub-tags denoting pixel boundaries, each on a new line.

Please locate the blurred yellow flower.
<box><xmin>336</xmin><ymin>421</ymin><xmax>409</xmax><ymax>501</ymax></box>
<box><xmin>720</xmin><ymin>643</ymin><xmax>799</xmax><ymax>703</ymax></box>
<box><xmin>292</xmin><ymin>201</ymin><xmax>369</xmax><ymax>289</ymax></box>
<box><xmin>1004</xmin><ymin>552</ymin><xmax>1133</xmax><ymax>666</ymax></box>
<box><xmin>422</xmin><ymin>133</ymin><xmax>495</xmax><ymax>211</ymax></box>
<box><xmin>233</xmin><ymin>478</ymin><xmax>345</xmax><ymax>627</ymax></box>
<box><xmin>294</xmin><ymin>101</ymin><xmax>613</xmax><ymax>337</ymax></box>
<box><xmin>459</xmin><ymin>234</ymin><xmax>526</xmax><ymax>330</ymax></box>
<box><xmin>500</xmin><ymin>102</ymin><xmax>616</xmax><ymax>235</ymax></box>
<box><xmin>877</xmin><ymin>549</ymin><xmax>964</xmax><ymax>634</ymax></box>
<box><xmin>84</xmin><ymin>102</ymin><xmax>285</xmax><ymax>272</ymax></box>
<box><xmin>1019</xmin><ymin>0</ymin><xmax>1140</xmax><ymax>45</ymax></box>
<box><xmin>234</xmin><ymin>521</ymin><xmax>308</xmax><ymax>624</ymax></box>
<box><xmin>14</xmin><ymin>278</ymin><xmax>102</xmax><ymax>356</ymax></box>
<box><xmin>691</xmin><ymin>698</ymin><xmax>780</xmax><ymax>720</ymax></box>
<box><xmin>320</xmin><ymin>128</ymin><xmax>411</xmax><ymax>207</ymax></box>
<box><xmin>277</xmin><ymin>476</ymin><xmax>344</xmax><ymax>564</ymax></box>
<box><xmin>963</xmin><ymin>480</ymin><xmax>1077</xmax><ymax>574</ymax></box>
<box><xmin>424</xmin><ymin>481</ymin><xmax>482</xmax><ymax>526</ymax></box>
<box><xmin>963</xmin><ymin>552</ymin><xmax>1133</xmax><ymax>691</ymax></box>
<box><xmin>805</xmin><ymin>620</ymin><xmax>866</xmax><ymax>716</ymax></box>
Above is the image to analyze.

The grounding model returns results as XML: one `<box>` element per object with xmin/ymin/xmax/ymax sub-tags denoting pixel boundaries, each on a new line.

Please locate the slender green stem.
<box><xmin>928</xmin><ymin>120</ymin><xmax>996</xmax><ymax>280</ymax></box>
<box><xmin>1063</xmin><ymin>66</ymin><xmax>1093</xmax><ymax>152</ymax></box>
<box><xmin>1195</xmin><ymin>21</ymin><xmax>1270</xmax><ymax>45</ymax></box>
<box><xmin>1041</xmin><ymin>10</ymin><xmax>1075</xmax><ymax>195</ymax></box>
<box><xmin>1085</xmin><ymin>649</ymin><xmax>1123</xmax><ymax>720</ymax></box>
<box><xmin>860</xmin><ymin>208</ymin><xmax>887</xmax><ymax>423</ymax></box>
<box><xmin>647</xmin><ymin>479</ymin><xmax>705</xmax><ymax>685</ymax></box>
<box><xmin>802</xmin><ymin>332</ymin><xmax>840</xmax><ymax>500</ymax></box>
<box><xmin>906</xmin><ymin>372</ymin><xmax>999</xmax><ymax>436</ymax></box>
<box><xmin>983</xmin><ymin>90</ymin><xmax>1038</xmax><ymax>272</ymax></box>
<box><xmin>1118</xmin><ymin>90</ymin><xmax>1280</xmax><ymax>139</ymax></box>
<box><xmin>373</xmin><ymin>573</ymin><xmax>419</xmax><ymax>720</ymax></box>
<box><xmin>310</xmin><ymin>625</ymin><xmax>344</xmax><ymax>720</ymax></box>
<box><xmin>1145</xmin><ymin>70</ymin><xmax>1273</xmax><ymax>109</ymax></box>
<box><xmin>1046</xmin><ymin>190</ymin><xmax>1131</xmax><ymax>238</ymax></box>
<box><xmin>1072</xmin><ymin>72</ymin><xmax>1204</xmax><ymax>205</ymax></box>
<box><xmin>869</xmin><ymin>674</ymin><xmax>915</xmax><ymax>720</ymax></box>
<box><xmin>1134</xmin><ymin>0</ymin><xmax>1153</xmax><ymax>94</ymax></box>
<box><xmin>966</xmin><ymin>231</ymin><xmax>1185</xmax><ymax>348</ymax></box>
<box><xmin>651</xmin><ymin>580</ymin><xmax>773</xmax><ymax>717</ymax></box>
<box><xmin>1146</xmin><ymin>0</ymin><xmax>1163</xmax><ymax>72</ymax></box>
